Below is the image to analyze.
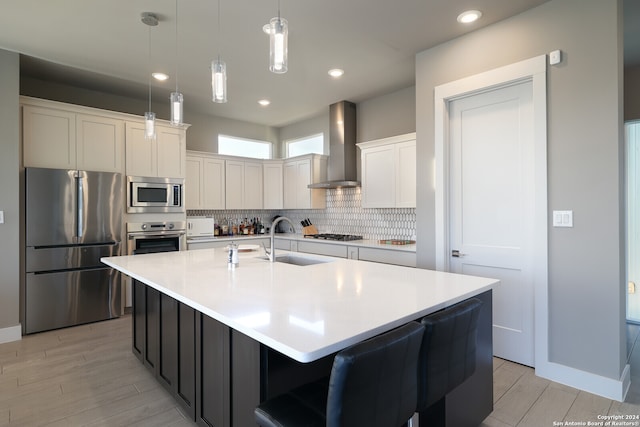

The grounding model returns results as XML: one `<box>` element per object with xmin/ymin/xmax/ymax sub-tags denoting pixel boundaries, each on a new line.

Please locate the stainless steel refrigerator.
<box><xmin>25</xmin><ymin>167</ymin><xmax>123</xmax><ymax>334</ymax></box>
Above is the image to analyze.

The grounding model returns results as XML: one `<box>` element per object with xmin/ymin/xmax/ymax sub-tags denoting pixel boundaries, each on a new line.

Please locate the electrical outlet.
<box><xmin>630</xmin><ymin>281</ymin><xmax>636</xmax><ymax>295</ymax></box>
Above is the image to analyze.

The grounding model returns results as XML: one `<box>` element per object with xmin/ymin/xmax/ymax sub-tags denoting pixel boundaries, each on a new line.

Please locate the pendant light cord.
<box><xmin>217</xmin><ymin>0</ymin><xmax>221</xmax><ymax>57</ymax></box>
<box><xmin>175</xmin><ymin>0</ymin><xmax>179</xmax><ymax>93</ymax></box>
<box><xmin>148</xmin><ymin>25</ymin><xmax>152</xmax><ymax>112</ymax></box>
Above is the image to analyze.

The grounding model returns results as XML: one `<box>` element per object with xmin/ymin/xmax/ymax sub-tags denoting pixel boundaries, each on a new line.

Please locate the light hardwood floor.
<box><xmin>1</xmin><ymin>316</ymin><xmax>639</xmax><ymax>426</ymax></box>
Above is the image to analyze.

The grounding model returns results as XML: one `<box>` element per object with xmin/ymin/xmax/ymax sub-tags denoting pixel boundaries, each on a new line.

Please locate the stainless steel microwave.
<box><xmin>127</xmin><ymin>176</ymin><xmax>184</xmax><ymax>213</ymax></box>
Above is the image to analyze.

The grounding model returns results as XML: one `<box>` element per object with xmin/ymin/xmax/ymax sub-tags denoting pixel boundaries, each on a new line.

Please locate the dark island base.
<box><xmin>132</xmin><ymin>279</ymin><xmax>492</xmax><ymax>427</ymax></box>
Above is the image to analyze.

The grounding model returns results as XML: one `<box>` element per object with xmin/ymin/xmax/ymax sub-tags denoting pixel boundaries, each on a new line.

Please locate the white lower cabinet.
<box><xmin>188</xmin><ymin>238</ymin><xmax>269</xmax><ymax>251</ymax></box>
<box><xmin>357</xmin><ymin>247</ymin><xmax>416</xmax><ymax>268</ymax></box>
<box><xmin>285</xmin><ymin>239</ymin><xmax>416</xmax><ymax>267</ymax></box>
<box><xmin>297</xmin><ymin>241</ymin><xmax>348</xmax><ymax>258</ymax></box>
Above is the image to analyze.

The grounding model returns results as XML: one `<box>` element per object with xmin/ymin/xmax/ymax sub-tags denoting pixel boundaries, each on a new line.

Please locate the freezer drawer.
<box><xmin>26</xmin><ymin>243</ymin><xmax>120</xmax><ymax>273</ymax></box>
<box><xmin>25</xmin><ymin>267</ymin><xmax>121</xmax><ymax>334</ymax></box>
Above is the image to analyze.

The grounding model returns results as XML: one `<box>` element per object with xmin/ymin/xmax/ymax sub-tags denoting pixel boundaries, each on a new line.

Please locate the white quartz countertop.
<box><xmin>187</xmin><ymin>233</ymin><xmax>417</xmax><ymax>252</ymax></box>
<box><xmin>102</xmin><ymin>248</ymin><xmax>495</xmax><ymax>363</ymax></box>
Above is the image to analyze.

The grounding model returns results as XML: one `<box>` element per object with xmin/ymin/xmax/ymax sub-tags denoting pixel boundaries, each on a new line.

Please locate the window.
<box><xmin>286</xmin><ymin>133</ymin><xmax>324</xmax><ymax>157</ymax></box>
<box><xmin>218</xmin><ymin>135</ymin><xmax>272</xmax><ymax>159</ymax></box>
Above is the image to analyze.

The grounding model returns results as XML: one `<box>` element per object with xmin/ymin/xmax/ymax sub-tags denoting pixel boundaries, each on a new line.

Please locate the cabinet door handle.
<box><xmin>451</xmin><ymin>250</ymin><xmax>466</xmax><ymax>258</ymax></box>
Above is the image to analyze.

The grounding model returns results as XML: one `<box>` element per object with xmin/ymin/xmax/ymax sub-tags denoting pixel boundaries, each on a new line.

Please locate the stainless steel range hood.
<box><xmin>308</xmin><ymin>101</ymin><xmax>359</xmax><ymax>189</ymax></box>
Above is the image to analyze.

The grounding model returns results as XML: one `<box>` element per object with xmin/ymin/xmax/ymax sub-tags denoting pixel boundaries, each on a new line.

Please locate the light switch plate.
<box><xmin>0</xmin><ymin>210</ymin><xmax>4</xmax><ymax>224</ymax></box>
<box><xmin>553</xmin><ymin>210</ymin><xmax>573</xmax><ymax>227</ymax></box>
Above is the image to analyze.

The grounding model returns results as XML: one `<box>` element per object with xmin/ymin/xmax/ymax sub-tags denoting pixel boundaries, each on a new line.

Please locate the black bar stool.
<box><xmin>416</xmin><ymin>298</ymin><xmax>483</xmax><ymax>427</ymax></box>
<box><xmin>255</xmin><ymin>321</ymin><xmax>425</xmax><ymax>427</ymax></box>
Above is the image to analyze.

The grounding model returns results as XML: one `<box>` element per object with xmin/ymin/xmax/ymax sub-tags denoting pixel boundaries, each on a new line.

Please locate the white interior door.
<box><xmin>448</xmin><ymin>81</ymin><xmax>535</xmax><ymax>366</ymax></box>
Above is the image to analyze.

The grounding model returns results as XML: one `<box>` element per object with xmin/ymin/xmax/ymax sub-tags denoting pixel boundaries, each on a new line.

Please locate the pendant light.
<box><xmin>211</xmin><ymin>0</ymin><xmax>227</xmax><ymax>103</ymax></box>
<box><xmin>266</xmin><ymin>0</ymin><xmax>288</xmax><ymax>74</ymax></box>
<box><xmin>170</xmin><ymin>0</ymin><xmax>184</xmax><ymax>125</ymax></box>
<box><xmin>141</xmin><ymin>12</ymin><xmax>158</xmax><ymax>140</ymax></box>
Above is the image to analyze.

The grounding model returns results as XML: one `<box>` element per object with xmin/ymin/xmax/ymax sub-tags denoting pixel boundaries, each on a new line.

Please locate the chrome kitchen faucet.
<box><xmin>264</xmin><ymin>216</ymin><xmax>296</xmax><ymax>262</ymax></box>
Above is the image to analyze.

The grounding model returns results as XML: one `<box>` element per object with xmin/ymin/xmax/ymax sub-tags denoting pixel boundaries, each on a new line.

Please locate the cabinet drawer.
<box><xmin>274</xmin><ymin>239</ymin><xmax>291</xmax><ymax>251</ymax></box>
<box><xmin>297</xmin><ymin>241</ymin><xmax>348</xmax><ymax>258</ymax></box>
<box><xmin>357</xmin><ymin>247</ymin><xmax>416</xmax><ymax>267</ymax></box>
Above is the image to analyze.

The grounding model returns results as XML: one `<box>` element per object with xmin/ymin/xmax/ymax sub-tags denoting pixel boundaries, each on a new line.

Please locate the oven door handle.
<box><xmin>127</xmin><ymin>231</ymin><xmax>186</xmax><ymax>238</ymax></box>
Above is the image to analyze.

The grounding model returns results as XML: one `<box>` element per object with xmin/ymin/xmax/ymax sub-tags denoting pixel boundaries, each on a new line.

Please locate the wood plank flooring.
<box><xmin>1</xmin><ymin>315</ymin><xmax>639</xmax><ymax>426</ymax></box>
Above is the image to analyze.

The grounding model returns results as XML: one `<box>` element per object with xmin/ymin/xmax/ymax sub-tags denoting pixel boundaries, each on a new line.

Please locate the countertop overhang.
<box><xmin>102</xmin><ymin>248</ymin><xmax>496</xmax><ymax>363</ymax></box>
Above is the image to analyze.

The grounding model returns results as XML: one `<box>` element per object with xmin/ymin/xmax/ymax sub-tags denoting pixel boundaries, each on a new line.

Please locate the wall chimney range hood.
<box><xmin>308</xmin><ymin>101</ymin><xmax>360</xmax><ymax>189</ymax></box>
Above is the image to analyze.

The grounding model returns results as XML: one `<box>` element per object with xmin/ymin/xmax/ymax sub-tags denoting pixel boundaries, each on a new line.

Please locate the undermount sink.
<box><xmin>259</xmin><ymin>254</ymin><xmax>333</xmax><ymax>266</ymax></box>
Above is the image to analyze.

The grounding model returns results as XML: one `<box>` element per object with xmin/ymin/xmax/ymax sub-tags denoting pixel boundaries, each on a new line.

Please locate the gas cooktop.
<box><xmin>304</xmin><ymin>233</ymin><xmax>363</xmax><ymax>241</ymax></box>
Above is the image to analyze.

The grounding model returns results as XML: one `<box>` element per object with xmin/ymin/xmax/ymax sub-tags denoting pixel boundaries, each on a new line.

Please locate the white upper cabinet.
<box><xmin>185</xmin><ymin>155</ymin><xmax>203</xmax><ymax>209</ymax></box>
<box><xmin>126</xmin><ymin>122</ymin><xmax>186</xmax><ymax>178</ymax></box>
<box><xmin>225</xmin><ymin>159</ymin><xmax>263</xmax><ymax>210</ymax></box>
<box><xmin>358</xmin><ymin>133</ymin><xmax>416</xmax><ymax>208</ymax></box>
<box><xmin>23</xmin><ymin>105</ymin><xmax>76</xmax><ymax>169</ymax></box>
<box><xmin>76</xmin><ymin>114</ymin><xmax>124</xmax><ymax>173</ymax></box>
<box><xmin>263</xmin><ymin>160</ymin><xmax>284</xmax><ymax>209</ymax></box>
<box><xmin>283</xmin><ymin>154</ymin><xmax>327</xmax><ymax>209</ymax></box>
<box><xmin>186</xmin><ymin>153</ymin><xmax>225</xmax><ymax>210</ymax></box>
<box><xmin>22</xmin><ymin>100</ymin><xmax>124</xmax><ymax>173</ymax></box>
<box><xmin>21</xmin><ymin>97</ymin><xmax>187</xmax><ymax>177</ymax></box>
<box><xmin>203</xmin><ymin>157</ymin><xmax>226</xmax><ymax>209</ymax></box>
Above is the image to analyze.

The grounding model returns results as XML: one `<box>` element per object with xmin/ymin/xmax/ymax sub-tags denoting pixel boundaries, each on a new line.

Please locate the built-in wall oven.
<box><xmin>127</xmin><ymin>221</ymin><xmax>186</xmax><ymax>255</ymax></box>
<box><xmin>125</xmin><ymin>221</ymin><xmax>186</xmax><ymax>308</ymax></box>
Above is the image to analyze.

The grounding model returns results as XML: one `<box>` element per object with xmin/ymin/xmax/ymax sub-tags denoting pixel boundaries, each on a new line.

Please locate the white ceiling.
<box><xmin>0</xmin><ymin>0</ymin><xmax>635</xmax><ymax>128</ymax></box>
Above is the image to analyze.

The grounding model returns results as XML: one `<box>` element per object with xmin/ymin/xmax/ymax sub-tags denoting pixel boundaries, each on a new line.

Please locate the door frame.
<box><xmin>434</xmin><ymin>55</ymin><xmax>548</xmax><ymax>367</ymax></box>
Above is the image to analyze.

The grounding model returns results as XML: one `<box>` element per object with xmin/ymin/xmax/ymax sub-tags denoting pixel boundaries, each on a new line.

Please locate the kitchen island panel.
<box><xmin>103</xmin><ymin>249</ymin><xmax>496</xmax><ymax>426</ymax></box>
<box><xmin>196</xmin><ymin>313</ymin><xmax>230</xmax><ymax>427</ymax></box>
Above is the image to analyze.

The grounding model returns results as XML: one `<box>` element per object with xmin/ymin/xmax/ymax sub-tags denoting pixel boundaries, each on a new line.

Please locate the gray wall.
<box><xmin>416</xmin><ymin>0</ymin><xmax>624</xmax><ymax>380</ymax></box>
<box><xmin>356</xmin><ymin>85</ymin><xmax>416</xmax><ymax>143</ymax></box>
<box><xmin>625</xmin><ymin>64</ymin><xmax>640</xmax><ymax>121</ymax></box>
<box><xmin>21</xmin><ymin>76</ymin><xmax>279</xmax><ymax>154</ymax></box>
<box><xmin>277</xmin><ymin>87</ymin><xmax>416</xmax><ymax>164</ymax></box>
<box><xmin>0</xmin><ymin>50</ymin><xmax>20</xmax><ymax>330</ymax></box>
<box><xmin>186</xmin><ymin>111</ymin><xmax>279</xmax><ymax>154</ymax></box>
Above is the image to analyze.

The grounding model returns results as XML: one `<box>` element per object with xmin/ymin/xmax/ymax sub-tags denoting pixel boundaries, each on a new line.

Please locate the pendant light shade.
<box><xmin>212</xmin><ymin>58</ymin><xmax>227</xmax><ymax>103</ymax></box>
<box><xmin>170</xmin><ymin>91</ymin><xmax>183</xmax><ymax>125</ymax></box>
<box><xmin>170</xmin><ymin>0</ymin><xmax>184</xmax><ymax>126</ymax></box>
<box><xmin>211</xmin><ymin>0</ymin><xmax>227</xmax><ymax>103</ymax></box>
<box><xmin>268</xmin><ymin>16</ymin><xmax>288</xmax><ymax>73</ymax></box>
<box><xmin>145</xmin><ymin>111</ymin><xmax>156</xmax><ymax>140</ymax></box>
<box><xmin>142</xmin><ymin>12</ymin><xmax>158</xmax><ymax>141</ymax></box>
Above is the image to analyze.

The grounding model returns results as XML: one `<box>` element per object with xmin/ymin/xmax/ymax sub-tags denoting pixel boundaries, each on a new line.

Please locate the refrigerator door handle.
<box><xmin>77</xmin><ymin>172</ymin><xmax>83</xmax><ymax>239</ymax></box>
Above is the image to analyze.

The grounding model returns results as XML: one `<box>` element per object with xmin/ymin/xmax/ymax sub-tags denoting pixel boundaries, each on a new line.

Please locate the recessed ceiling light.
<box><xmin>258</xmin><ymin>99</ymin><xmax>271</xmax><ymax>106</ymax></box>
<box><xmin>457</xmin><ymin>10</ymin><xmax>482</xmax><ymax>24</ymax></box>
<box><xmin>152</xmin><ymin>72</ymin><xmax>169</xmax><ymax>81</ymax></box>
<box><xmin>328</xmin><ymin>68</ymin><xmax>344</xmax><ymax>78</ymax></box>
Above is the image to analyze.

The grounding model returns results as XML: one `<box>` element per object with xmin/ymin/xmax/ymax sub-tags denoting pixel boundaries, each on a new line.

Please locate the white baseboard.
<box><xmin>0</xmin><ymin>324</ymin><xmax>22</xmax><ymax>344</ymax></box>
<box><xmin>536</xmin><ymin>361</ymin><xmax>630</xmax><ymax>402</ymax></box>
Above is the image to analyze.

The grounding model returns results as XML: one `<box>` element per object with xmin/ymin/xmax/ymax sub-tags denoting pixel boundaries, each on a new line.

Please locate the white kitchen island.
<box><xmin>102</xmin><ymin>248</ymin><xmax>497</xmax><ymax>427</ymax></box>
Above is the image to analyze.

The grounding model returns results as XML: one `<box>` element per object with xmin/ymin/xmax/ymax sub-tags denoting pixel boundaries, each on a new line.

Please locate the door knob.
<box><xmin>451</xmin><ymin>250</ymin><xmax>466</xmax><ymax>257</ymax></box>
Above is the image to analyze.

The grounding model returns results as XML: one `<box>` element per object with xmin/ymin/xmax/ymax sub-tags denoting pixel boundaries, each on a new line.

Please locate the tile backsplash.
<box><xmin>188</xmin><ymin>187</ymin><xmax>416</xmax><ymax>241</ymax></box>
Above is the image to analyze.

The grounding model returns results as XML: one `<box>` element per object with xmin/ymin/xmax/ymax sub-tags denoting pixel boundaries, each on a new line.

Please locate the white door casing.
<box><xmin>434</xmin><ymin>55</ymin><xmax>547</xmax><ymax>368</ymax></box>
